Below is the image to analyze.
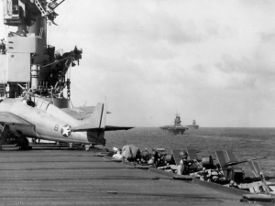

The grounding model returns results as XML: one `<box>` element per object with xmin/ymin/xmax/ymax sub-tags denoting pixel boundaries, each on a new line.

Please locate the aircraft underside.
<box><xmin>0</xmin><ymin>124</ymin><xmax>31</xmax><ymax>150</ymax></box>
<box><xmin>0</xmin><ymin>123</ymin><xmax>106</xmax><ymax>151</ymax></box>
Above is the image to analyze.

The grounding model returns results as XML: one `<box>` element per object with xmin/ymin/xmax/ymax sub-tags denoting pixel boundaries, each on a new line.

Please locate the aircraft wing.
<box><xmin>72</xmin><ymin>125</ymin><xmax>133</xmax><ymax>132</ymax></box>
<box><xmin>104</xmin><ymin>125</ymin><xmax>134</xmax><ymax>131</ymax></box>
<box><xmin>186</xmin><ymin>147</ymin><xmax>199</xmax><ymax>160</ymax></box>
<box><xmin>0</xmin><ymin>112</ymin><xmax>32</xmax><ymax>126</ymax></box>
<box><xmin>225</xmin><ymin>160</ymin><xmax>249</xmax><ymax>167</ymax></box>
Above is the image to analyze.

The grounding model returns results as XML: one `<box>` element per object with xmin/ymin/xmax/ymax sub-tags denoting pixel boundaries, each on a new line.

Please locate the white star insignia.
<box><xmin>61</xmin><ymin>125</ymin><xmax>72</xmax><ymax>137</ymax></box>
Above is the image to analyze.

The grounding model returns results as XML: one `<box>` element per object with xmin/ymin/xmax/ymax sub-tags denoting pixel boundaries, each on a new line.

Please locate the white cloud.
<box><xmin>49</xmin><ymin>0</ymin><xmax>275</xmax><ymax>127</ymax></box>
<box><xmin>2</xmin><ymin>0</ymin><xmax>275</xmax><ymax>126</ymax></box>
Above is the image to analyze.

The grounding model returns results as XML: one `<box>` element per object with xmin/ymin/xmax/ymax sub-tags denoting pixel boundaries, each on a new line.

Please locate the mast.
<box><xmin>174</xmin><ymin>114</ymin><xmax>182</xmax><ymax>126</ymax></box>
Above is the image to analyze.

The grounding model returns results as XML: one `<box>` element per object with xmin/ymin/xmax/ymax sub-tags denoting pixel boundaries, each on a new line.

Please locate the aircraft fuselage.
<box><xmin>0</xmin><ymin>97</ymin><xmax>101</xmax><ymax>145</ymax></box>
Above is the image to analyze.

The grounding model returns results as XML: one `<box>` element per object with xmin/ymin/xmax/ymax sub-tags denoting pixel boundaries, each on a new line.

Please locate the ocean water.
<box><xmin>105</xmin><ymin>127</ymin><xmax>275</xmax><ymax>175</ymax></box>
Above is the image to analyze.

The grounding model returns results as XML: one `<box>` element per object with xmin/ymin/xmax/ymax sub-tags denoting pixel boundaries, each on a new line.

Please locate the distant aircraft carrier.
<box><xmin>160</xmin><ymin>115</ymin><xmax>199</xmax><ymax>135</ymax></box>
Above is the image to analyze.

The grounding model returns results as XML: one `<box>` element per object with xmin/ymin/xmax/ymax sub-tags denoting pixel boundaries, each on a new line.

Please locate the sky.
<box><xmin>1</xmin><ymin>0</ymin><xmax>275</xmax><ymax>127</ymax></box>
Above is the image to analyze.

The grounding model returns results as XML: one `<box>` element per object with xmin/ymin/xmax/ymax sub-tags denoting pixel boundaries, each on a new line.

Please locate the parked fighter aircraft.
<box><xmin>0</xmin><ymin>94</ymin><xmax>132</xmax><ymax>150</ymax></box>
<box><xmin>215</xmin><ymin>150</ymin><xmax>275</xmax><ymax>197</ymax></box>
<box><xmin>240</xmin><ymin>160</ymin><xmax>275</xmax><ymax>202</ymax></box>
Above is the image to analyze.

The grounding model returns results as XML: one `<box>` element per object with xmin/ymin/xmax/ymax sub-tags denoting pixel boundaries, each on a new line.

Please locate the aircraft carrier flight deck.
<box><xmin>0</xmin><ymin>145</ymin><xmax>253</xmax><ymax>206</ymax></box>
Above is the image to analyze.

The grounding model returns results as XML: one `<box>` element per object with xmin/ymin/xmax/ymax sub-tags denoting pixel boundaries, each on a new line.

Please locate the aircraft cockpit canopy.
<box><xmin>22</xmin><ymin>92</ymin><xmax>51</xmax><ymax>110</ymax></box>
<box><xmin>34</xmin><ymin>96</ymin><xmax>51</xmax><ymax>111</ymax></box>
<box><xmin>22</xmin><ymin>92</ymin><xmax>35</xmax><ymax>107</ymax></box>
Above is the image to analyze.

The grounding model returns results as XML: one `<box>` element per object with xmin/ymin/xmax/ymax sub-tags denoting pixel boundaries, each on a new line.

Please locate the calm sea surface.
<box><xmin>105</xmin><ymin>127</ymin><xmax>275</xmax><ymax>175</ymax></box>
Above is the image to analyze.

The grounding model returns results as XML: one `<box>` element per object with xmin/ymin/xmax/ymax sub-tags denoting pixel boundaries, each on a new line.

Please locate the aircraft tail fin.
<box><xmin>70</xmin><ymin>102</ymin><xmax>133</xmax><ymax>146</ymax></box>
<box><xmin>71</xmin><ymin>102</ymin><xmax>133</xmax><ymax>134</ymax></box>
<box><xmin>72</xmin><ymin>103</ymin><xmax>106</xmax><ymax>131</ymax></box>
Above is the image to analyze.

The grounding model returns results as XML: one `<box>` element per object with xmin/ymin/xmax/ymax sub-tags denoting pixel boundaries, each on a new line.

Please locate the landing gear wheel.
<box><xmin>85</xmin><ymin>144</ymin><xmax>94</xmax><ymax>151</ymax></box>
<box><xmin>17</xmin><ymin>136</ymin><xmax>32</xmax><ymax>150</ymax></box>
<box><xmin>69</xmin><ymin>143</ymin><xmax>73</xmax><ymax>149</ymax></box>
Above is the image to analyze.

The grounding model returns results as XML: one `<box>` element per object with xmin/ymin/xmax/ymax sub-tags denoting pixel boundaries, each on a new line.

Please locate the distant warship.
<box><xmin>187</xmin><ymin>120</ymin><xmax>199</xmax><ymax>129</ymax></box>
<box><xmin>160</xmin><ymin>114</ymin><xmax>188</xmax><ymax>135</ymax></box>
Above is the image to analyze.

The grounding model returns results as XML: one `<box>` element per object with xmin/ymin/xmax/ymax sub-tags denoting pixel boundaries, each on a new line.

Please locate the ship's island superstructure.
<box><xmin>0</xmin><ymin>0</ymin><xmax>81</xmax><ymax>108</ymax></box>
<box><xmin>160</xmin><ymin>114</ymin><xmax>189</xmax><ymax>135</ymax></box>
<box><xmin>0</xmin><ymin>0</ymin><xmax>134</xmax><ymax>150</ymax></box>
